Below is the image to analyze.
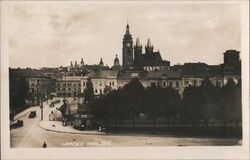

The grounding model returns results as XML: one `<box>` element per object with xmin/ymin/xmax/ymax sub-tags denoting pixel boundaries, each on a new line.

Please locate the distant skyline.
<box><xmin>5</xmin><ymin>2</ymin><xmax>241</xmax><ymax>69</ymax></box>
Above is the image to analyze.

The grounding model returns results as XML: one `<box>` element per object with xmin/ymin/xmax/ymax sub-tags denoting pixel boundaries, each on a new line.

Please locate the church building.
<box><xmin>122</xmin><ymin>23</ymin><xmax>170</xmax><ymax>71</ymax></box>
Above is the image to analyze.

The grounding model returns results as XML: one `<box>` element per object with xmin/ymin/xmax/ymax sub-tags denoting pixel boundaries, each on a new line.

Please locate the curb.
<box><xmin>38</xmin><ymin>122</ymin><xmax>107</xmax><ymax>135</ymax></box>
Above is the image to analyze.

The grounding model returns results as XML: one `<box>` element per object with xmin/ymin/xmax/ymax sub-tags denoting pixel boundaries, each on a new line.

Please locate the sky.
<box><xmin>5</xmin><ymin>2</ymin><xmax>241</xmax><ymax>69</ymax></box>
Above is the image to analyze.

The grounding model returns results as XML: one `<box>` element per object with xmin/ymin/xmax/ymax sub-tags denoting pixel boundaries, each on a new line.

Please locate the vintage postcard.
<box><xmin>1</xmin><ymin>0</ymin><xmax>249</xmax><ymax>159</ymax></box>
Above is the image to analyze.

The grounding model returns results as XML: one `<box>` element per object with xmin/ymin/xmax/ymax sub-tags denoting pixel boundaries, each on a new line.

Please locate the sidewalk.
<box><xmin>38</xmin><ymin>120</ymin><xmax>106</xmax><ymax>135</ymax></box>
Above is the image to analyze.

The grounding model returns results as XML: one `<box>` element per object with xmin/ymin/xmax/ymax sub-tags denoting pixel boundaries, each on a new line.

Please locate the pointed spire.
<box><xmin>114</xmin><ymin>54</ymin><xmax>120</xmax><ymax>66</ymax></box>
<box><xmin>99</xmin><ymin>58</ymin><xmax>104</xmax><ymax>66</ymax></box>
<box><xmin>136</xmin><ymin>38</ymin><xmax>141</xmax><ymax>47</ymax></box>
<box><xmin>80</xmin><ymin>58</ymin><xmax>84</xmax><ymax>66</ymax></box>
<box><xmin>126</xmin><ymin>20</ymin><xmax>130</xmax><ymax>34</ymax></box>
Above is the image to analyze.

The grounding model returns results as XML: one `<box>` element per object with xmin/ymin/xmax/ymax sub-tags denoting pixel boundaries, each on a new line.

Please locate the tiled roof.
<box><xmin>174</xmin><ymin>63</ymin><xmax>223</xmax><ymax>77</ymax></box>
<box><xmin>85</xmin><ymin>70</ymin><xmax>119</xmax><ymax>79</ymax></box>
<box><xmin>146</xmin><ymin>70</ymin><xmax>182</xmax><ymax>79</ymax></box>
<box><xmin>117</xmin><ymin>70</ymin><xmax>181</xmax><ymax>79</ymax></box>
<box><xmin>117</xmin><ymin>70</ymin><xmax>147</xmax><ymax>79</ymax></box>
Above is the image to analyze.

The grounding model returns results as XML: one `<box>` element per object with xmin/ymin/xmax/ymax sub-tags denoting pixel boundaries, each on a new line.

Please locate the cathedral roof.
<box><xmin>140</xmin><ymin>52</ymin><xmax>170</xmax><ymax>66</ymax></box>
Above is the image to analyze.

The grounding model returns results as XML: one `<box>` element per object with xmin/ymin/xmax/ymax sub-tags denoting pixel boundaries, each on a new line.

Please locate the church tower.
<box><xmin>122</xmin><ymin>23</ymin><xmax>134</xmax><ymax>70</ymax></box>
<box><xmin>145</xmin><ymin>39</ymin><xmax>154</xmax><ymax>54</ymax></box>
<box><xmin>134</xmin><ymin>38</ymin><xmax>142</xmax><ymax>69</ymax></box>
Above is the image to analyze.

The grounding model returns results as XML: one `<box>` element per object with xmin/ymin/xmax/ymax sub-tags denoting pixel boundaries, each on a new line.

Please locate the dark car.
<box><xmin>29</xmin><ymin>111</ymin><xmax>36</xmax><ymax>118</ymax></box>
<box><xmin>10</xmin><ymin>120</ymin><xmax>23</xmax><ymax>129</ymax></box>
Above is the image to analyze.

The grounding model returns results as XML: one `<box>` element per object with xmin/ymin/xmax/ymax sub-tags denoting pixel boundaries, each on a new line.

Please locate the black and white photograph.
<box><xmin>1</xmin><ymin>0</ymin><xmax>249</xmax><ymax>159</ymax></box>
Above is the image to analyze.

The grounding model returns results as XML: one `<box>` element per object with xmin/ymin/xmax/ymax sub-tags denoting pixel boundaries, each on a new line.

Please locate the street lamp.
<box><xmin>40</xmin><ymin>98</ymin><xmax>43</xmax><ymax>121</ymax></box>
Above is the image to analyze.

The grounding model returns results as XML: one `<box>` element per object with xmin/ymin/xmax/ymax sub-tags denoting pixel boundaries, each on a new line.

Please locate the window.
<box><xmin>31</xmin><ymin>88</ymin><xmax>35</xmax><ymax>93</ymax></box>
<box><xmin>69</xmin><ymin>88</ymin><xmax>71</xmax><ymax>91</ymax></box>
<box><xmin>63</xmin><ymin>88</ymin><xmax>65</xmax><ymax>91</ymax></box>
<box><xmin>151</xmin><ymin>82</ymin><xmax>155</xmax><ymax>86</ymax></box>
<box><xmin>184</xmin><ymin>81</ymin><xmax>189</xmax><ymax>85</ymax></box>
<box><xmin>193</xmin><ymin>80</ymin><xmax>197</xmax><ymax>86</ymax></box>
<box><xmin>95</xmin><ymin>89</ymin><xmax>98</xmax><ymax>93</ymax></box>
<box><xmin>68</xmin><ymin>83</ymin><xmax>71</xmax><ymax>86</ymax></box>
<box><xmin>162</xmin><ymin>82</ymin><xmax>166</xmax><ymax>87</ymax></box>
<box><xmin>109</xmin><ymin>82</ymin><xmax>112</xmax><ymax>86</ymax></box>
<box><xmin>83</xmin><ymin>82</ymin><xmax>86</xmax><ymax>86</ymax></box>
<box><xmin>100</xmin><ymin>89</ymin><xmax>102</xmax><ymax>94</ymax></box>
<box><xmin>58</xmin><ymin>88</ymin><xmax>60</xmax><ymax>91</ymax></box>
<box><xmin>112</xmin><ymin>82</ymin><xmax>114</xmax><ymax>86</ymax></box>
<box><xmin>79</xmin><ymin>83</ymin><xmax>81</xmax><ymax>86</ymax></box>
<box><xmin>176</xmin><ymin>81</ymin><xmax>179</xmax><ymax>87</ymax></box>
<box><xmin>100</xmin><ymin>83</ymin><xmax>102</xmax><ymax>86</ymax></box>
<box><xmin>169</xmin><ymin>82</ymin><xmax>172</xmax><ymax>87</ymax></box>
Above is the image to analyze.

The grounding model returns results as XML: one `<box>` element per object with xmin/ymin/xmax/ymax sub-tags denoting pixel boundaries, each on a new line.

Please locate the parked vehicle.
<box><xmin>29</xmin><ymin>111</ymin><xmax>36</xmax><ymax>118</ymax></box>
<box><xmin>10</xmin><ymin>120</ymin><xmax>23</xmax><ymax>129</ymax></box>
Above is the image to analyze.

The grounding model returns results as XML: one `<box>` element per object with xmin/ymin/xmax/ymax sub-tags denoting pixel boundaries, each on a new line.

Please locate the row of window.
<box><xmin>56</xmin><ymin>81</ymin><xmax>115</xmax><ymax>87</ymax></box>
<box><xmin>57</xmin><ymin>88</ymin><xmax>81</xmax><ymax>92</ymax></box>
<box><xmin>94</xmin><ymin>81</ymin><xmax>115</xmax><ymax>87</ymax></box>
<box><xmin>144</xmin><ymin>66</ymin><xmax>169</xmax><ymax>71</ymax></box>
<box><xmin>184</xmin><ymin>80</ymin><xmax>221</xmax><ymax>86</ymax></box>
<box><xmin>162</xmin><ymin>81</ymin><xmax>179</xmax><ymax>87</ymax></box>
<box><xmin>57</xmin><ymin>82</ymin><xmax>81</xmax><ymax>87</ymax></box>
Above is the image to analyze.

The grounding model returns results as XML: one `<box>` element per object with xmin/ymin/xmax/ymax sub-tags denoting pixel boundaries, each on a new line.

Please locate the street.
<box><xmin>10</xmin><ymin>98</ymin><xmax>241</xmax><ymax>148</ymax></box>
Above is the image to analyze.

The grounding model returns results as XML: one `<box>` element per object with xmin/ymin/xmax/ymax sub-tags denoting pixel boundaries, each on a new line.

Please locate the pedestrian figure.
<box><xmin>42</xmin><ymin>141</ymin><xmax>47</xmax><ymax>148</ymax></box>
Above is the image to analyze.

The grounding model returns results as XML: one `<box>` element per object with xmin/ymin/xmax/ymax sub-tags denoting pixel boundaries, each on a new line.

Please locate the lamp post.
<box><xmin>40</xmin><ymin>93</ymin><xmax>44</xmax><ymax>121</ymax></box>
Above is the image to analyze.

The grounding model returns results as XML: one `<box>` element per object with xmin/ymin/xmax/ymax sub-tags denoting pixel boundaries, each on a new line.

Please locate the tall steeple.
<box><xmin>122</xmin><ymin>22</ymin><xmax>134</xmax><ymax>70</ymax></box>
<box><xmin>134</xmin><ymin>38</ymin><xmax>143</xmax><ymax>69</ymax></box>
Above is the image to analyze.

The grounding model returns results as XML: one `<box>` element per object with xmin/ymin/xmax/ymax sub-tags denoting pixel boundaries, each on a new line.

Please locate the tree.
<box><xmin>142</xmin><ymin>83</ymin><xmax>161</xmax><ymax>131</ymax></box>
<box><xmin>199</xmin><ymin>78</ymin><xmax>218</xmax><ymax>128</ymax></box>
<box><xmin>181</xmin><ymin>85</ymin><xmax>203</xmax><ymax>127</ymax></box>
<box><xmin>9</xmin><ymin>77</ymin><xmax>29</xmax><ymax>120</ymax></box>
<box><xmin>142</xmin><ymin>84</ymin><xmax>181</xmax><ymax>132</ymax></box>
<box><xmin>122</xmin><ymin>78</ymin><xmax>145</xmax><ymax>128</ymax></box>
<box><xmin>219</xmin><ymin>79</ymin><xmax>241</xmax><ymax>128</ymax></box>
<box><xmin>103</xmin><ymin>85</ymin><xmax>112</xmax><ymax>95</ymax></box>
<box><xmin>83</xmin><ymin>77</ymin><xmax>94</xmax><ymax>103</ymax></box>
<box><xmin>92</xmin><ymin>88</ymin><xmax>128</xmax><ymax>128</ymax></box>
<box><xmin>161</xmin><ymin>87</ymin><xmax>181</xmax><ymax>128</ymax></box>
